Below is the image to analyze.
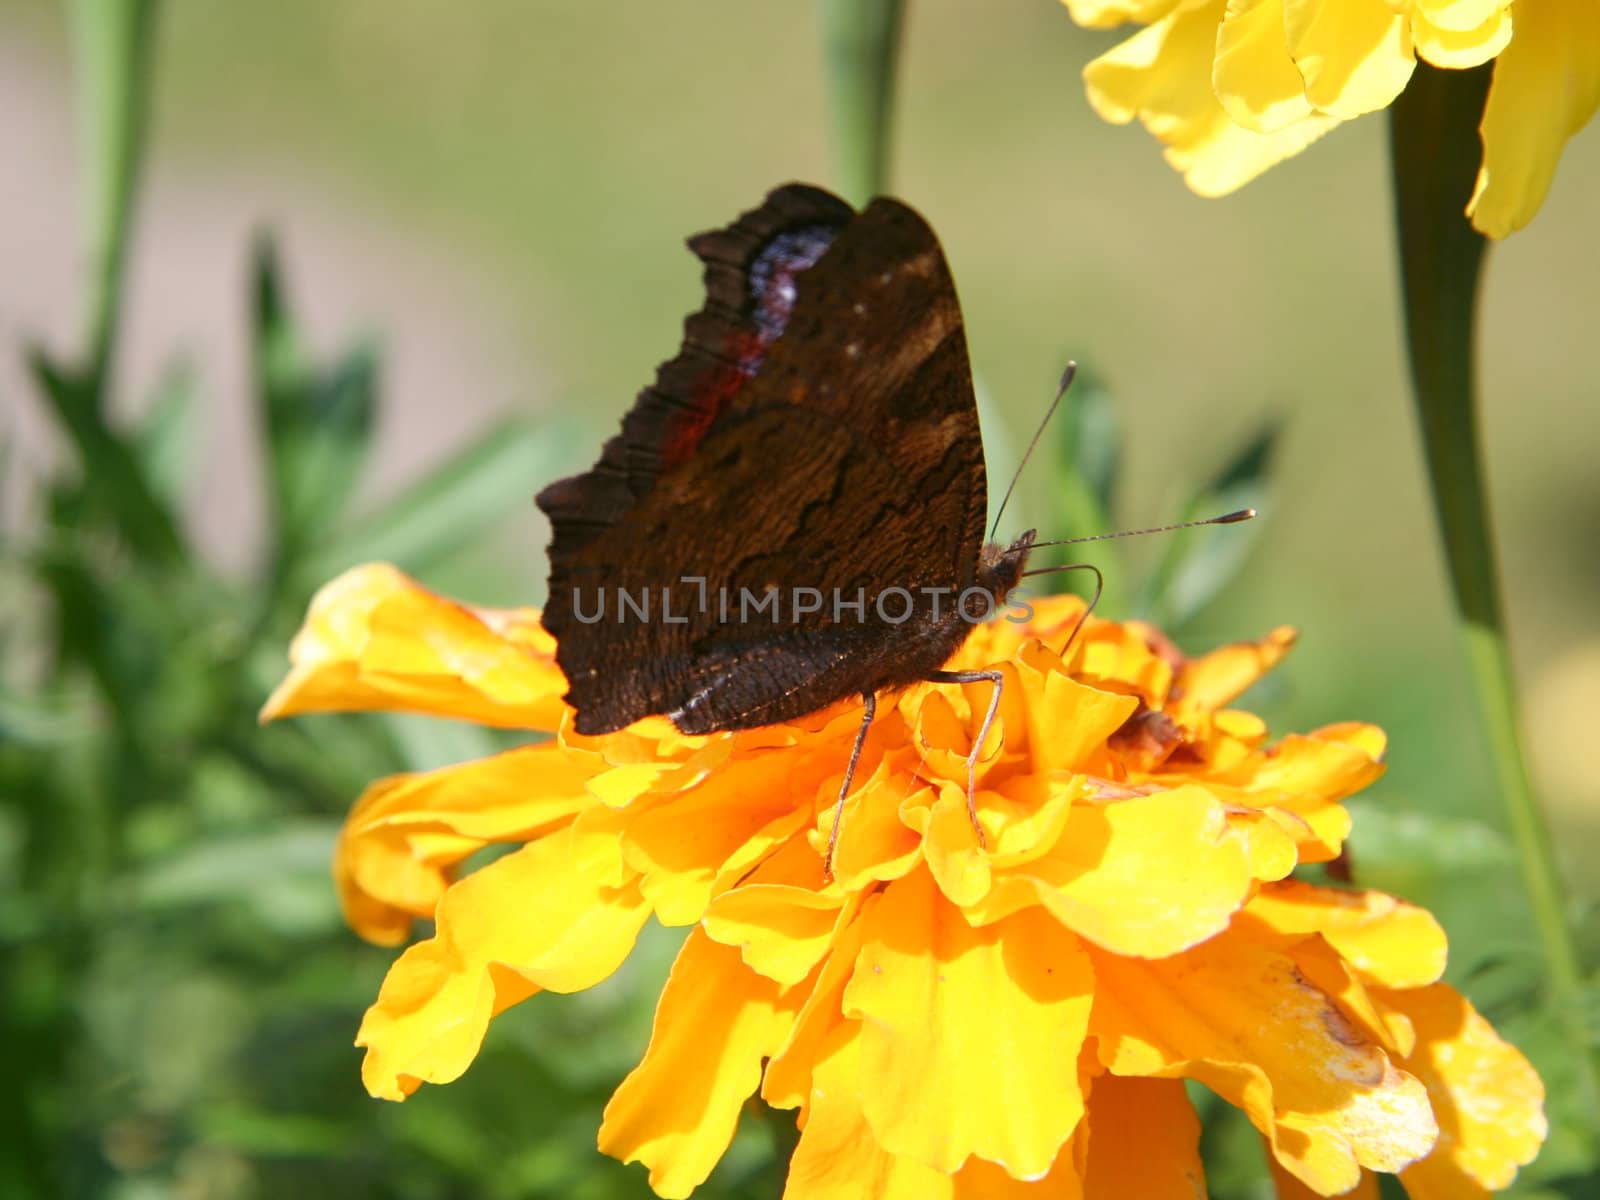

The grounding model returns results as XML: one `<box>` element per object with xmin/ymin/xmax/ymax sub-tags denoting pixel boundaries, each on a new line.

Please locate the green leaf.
<box><xmin>1043</xmin><ymin>365</ymin><xmax>1120</xmax><ymax>554</ymax></box>
<box><xmin>1343</xmin><ymin>799</ymin><xmax>1515</xmax><ymax>876</ymax></box>
<box><xmin>135</xmin><ymin>358</ymin><xmax>197</xmax><ymax>509</ymax></box>
<box><xmin>1058</xmin><ymin>366</ymin><xmax>1118</xmax><ymax>528</ymax></box>
<box><xmin>306</xmin><ymin>417</ymin><xmax>551</xmax><ymax>580</ymax></box>
<box><xmin>36</xmin><ymin>540</ymin><xmax>137</xmax><ymax>712</ymax></box>
<box><xmin>28</xmin><ymin>348</ymin><xmax>185</xmax><ymax>565</ymax></box>
<box><xmin>253</xmin><ymin>235</ymin><xmax>377</xmax><ymax>569</ymax></box>
<box><xmin>380</xmin><ymin>712</ymin><xmax>502</xmax><ymax>775</ymax></box>
<box><xmin>0</xmin><ymin>687</ymin><xmax>93</xmax><ymax>749</ymax></box>
<box><xmin>1141</xmin><ymin>422</ymin><xmax>1277</xmax><ymax>629</ymax></box>
<box><xmin>134</xmin><ymin>821</ymin><xmax>339</xmax><ymax>911</ymax></box>
<box><xmin>1499</xmin><ymin>998</ymin><xmax>1600</xmax><ymax>1191</ymax></box>
<box><xmin>194</xmin><ymin>1105</ymin><xmax>350</xmax><ymax>1157</ymax></box>
<box><xmin>1017</xmin><ymin>367</ymin><xmax>1126</xmax><ymax>610</ymax></box>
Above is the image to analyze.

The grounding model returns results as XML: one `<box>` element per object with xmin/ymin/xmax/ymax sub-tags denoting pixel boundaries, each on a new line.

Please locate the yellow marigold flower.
<box><xmin>265</xmin><ymin>562</ymin><xmax>1548</xmax><ymax>1197</ymax></box>
<box><xmin>1063</xmin><ymin>0</ymin><xmax>1600</xmax><ymax>236</ymax></box>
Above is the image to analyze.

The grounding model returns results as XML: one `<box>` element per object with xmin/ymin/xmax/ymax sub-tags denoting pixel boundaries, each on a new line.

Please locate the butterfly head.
<box><xmin>977</xmin><ymin>529</ymin><xmax>1036</xmax><ymax>603</ymax></box>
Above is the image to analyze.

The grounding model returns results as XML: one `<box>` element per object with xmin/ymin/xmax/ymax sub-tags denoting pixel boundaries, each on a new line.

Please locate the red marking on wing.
<box><xmin>662</xmin><ymin>328</ymin><xmax>768</xmax><ymax>470</ymax></box>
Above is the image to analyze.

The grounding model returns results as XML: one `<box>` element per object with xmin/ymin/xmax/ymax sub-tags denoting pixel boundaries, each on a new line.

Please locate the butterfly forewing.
<box><xmin>538</xmin><ymin>184</ymin><xmax>989</xmax><ymax>735</ymax></box>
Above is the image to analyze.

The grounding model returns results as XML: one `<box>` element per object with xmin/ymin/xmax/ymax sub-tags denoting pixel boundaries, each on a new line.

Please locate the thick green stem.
<box><xmin>71</xmin><ymin>0</ymin><xmax>158</xmax><ymax>388</ymax></box>
<box><xmin>1390</xmin><ymin>64</ymin><xmax>1595</xmax><ymax>1098</ymax></box>
<box><xmin>816</xmin><ymin>0</ymin><xmax>904</xmax><ymax>206</ymax></box>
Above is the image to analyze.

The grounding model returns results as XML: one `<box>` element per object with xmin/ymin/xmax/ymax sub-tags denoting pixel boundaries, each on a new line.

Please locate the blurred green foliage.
<box><xmin>2</xmin><ymin>151</ymin><xmax>757</xmax><ymax>1192</ymax></box>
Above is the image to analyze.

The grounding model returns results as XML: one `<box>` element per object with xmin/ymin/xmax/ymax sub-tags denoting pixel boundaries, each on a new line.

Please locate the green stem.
<box><xmin>71</xmin><ymin>0</ymin><xmax>158</xmax><ymax>388</ymax></box>
<box><xmin>815</xmin><ymin>0</ymin><xmax>904</xmax><ymax>206</ymax></box>
<box><xmin>1390</xmin><ymin>65</ymin><xmax>1596</xmax><ymax>1097</ymax></box>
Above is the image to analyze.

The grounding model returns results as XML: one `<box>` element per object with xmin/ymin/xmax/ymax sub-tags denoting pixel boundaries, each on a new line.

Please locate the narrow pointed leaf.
<box><xmin>306</xmin><ymin>419</ymin><xmax>552</xmax><ymax>580</ymax></box>
<box><xmin>135</xmin><ymin>359</ymin><xmax>197</xmax><ymax>509</ymax></box>
<box><xmin>1143</xmin><ymin>422</ymin><xmax>1278</xmax><ymax>628</ymax></box>
<box><xmin>253</xmin><ymin>235</ymin><xmax>378</xmax><ymax>569</ymax></box>
<box><xmin>27</xmin><ymin>348</ymin><xmax>185</xmax><ymax>565</ymax></box>
<box><xmin>1053</xmin><ymin>365</ymin><xmax>1119</xmax><ymax>538</ymax></box>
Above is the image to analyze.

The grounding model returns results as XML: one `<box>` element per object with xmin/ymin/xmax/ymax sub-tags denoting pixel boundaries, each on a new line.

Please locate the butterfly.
<box><xmin>537</xmin><ymin>182</ymin><xmax>1041</xmax><ymax>872</ymax></box>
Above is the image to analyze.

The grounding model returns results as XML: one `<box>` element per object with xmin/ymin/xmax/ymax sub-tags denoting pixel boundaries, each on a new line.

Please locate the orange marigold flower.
<box><xmin>264</xmin><ymin>562</ymin><xmax>1547</xmax><ymax>1198</ymax></box>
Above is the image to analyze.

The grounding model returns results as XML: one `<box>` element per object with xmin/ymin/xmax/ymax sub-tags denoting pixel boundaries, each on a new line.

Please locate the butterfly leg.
<box><xmin>1021</xmin><ymin>562</ymin><xmax>1103</xmax><ymax>656</ymax></box>
<box><xmin>823</xmin><ymin>690</ymin><xmax>877</xmax><ymax>881</ymax></box>
<box><xmin>925</xmin><ymin>668</ymin><xmax>1003</xmax><ymax>849</ymax></box>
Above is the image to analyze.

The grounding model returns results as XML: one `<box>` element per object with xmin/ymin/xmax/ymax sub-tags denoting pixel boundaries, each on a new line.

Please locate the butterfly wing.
<box><xmin>538</xmin><ymin>184</ymin><xmax>988</xmax><ymax>735</ymax></box>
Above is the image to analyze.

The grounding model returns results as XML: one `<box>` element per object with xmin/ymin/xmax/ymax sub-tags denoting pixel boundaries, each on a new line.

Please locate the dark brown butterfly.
<box><xmin>537</xmin><ymin>182</ymin><xmax>1037</xmax><ymax>870</ymax></box>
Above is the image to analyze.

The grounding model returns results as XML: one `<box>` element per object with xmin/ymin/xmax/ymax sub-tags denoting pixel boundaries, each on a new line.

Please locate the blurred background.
<box><xmin>2</xmin><ymin>1</ymin><xmax>1595</xmax><ymax>1196</ymax></box>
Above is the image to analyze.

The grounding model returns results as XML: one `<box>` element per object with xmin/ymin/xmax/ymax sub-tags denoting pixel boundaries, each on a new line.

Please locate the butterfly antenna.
<box><xmin>1029</xmin><ymin>507</ymin><xmax>1255</xmax><ymax>550</ymax></box>
<box><xmin>990</xmin><ymin>362</ymin><xmax>1077</xmax><ymax>541</ymax></box>
<box><xmin>1021</xmin><ymin>508</ymin><xmax>1255</xmax><ymax>656</ymax></box>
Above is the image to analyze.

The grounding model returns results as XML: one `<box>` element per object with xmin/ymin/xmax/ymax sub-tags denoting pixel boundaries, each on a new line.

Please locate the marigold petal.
<box><xmin>1256</xmin><ymin>733</ymin><xmax>1385</xmax><ymax>803</ymax></box>
<box><xmin>1381</xmin><ymin>984</ymin><xmax>1547</xmax><ymax>1195</ymax></box>
<box><xmin>1023</xmin><ymin>670</ymin><xmax>1140</xmax><ymax>777</ymax></box>
<box><xmin>336</xmin><ymin>856</ymin><xmax>418</xmax><ymax>947</ymax></box>
<box><xmin>844</xmin><ymin>867</ymin><xmax>1094</xmax><ymax>1179</ymax></box>
<box><xmin>702</xmin><ymin>849</ymin><xmax>855</xmax><ymax>986</ymax></box>
<box><xmin>1284</xmin><ymin>934</ymin><xmax>1418</xmax><ymax>1057</ymax></box>
<box><xmin>588</xmin><ymin>761</ymin><xmax>680</xmax><ymax>806</ymax></box>
<box><xmin>913</xmin><ymin>784</ymin><xmax>996</xmax><ymax>907</ymax></box>
<box><xmin>1062</xmin><ymin>0</ymin><xmax>1187</xmax><ymax>32</ymax></box>
<box><xmin>1088</xmin><ymin>3</ymin><xmax>1342</xmax><ymax>198</ymax></box>
<box><xmin>1171</xmin><ymin>626</ymin><xmax>1297</xmax><ymax>718</ymax></box>
<box><xmin>1269</xmin><ymin>1159</ymin><xmax>1380</xmax><ymax>1198</ymax></box>
<box><xmin>1199</xmin><ymin>724</ymin><xmax>1382</xmax><ymax>860</ymax></box>
<box><xmin>910</xmin><ymin>686</ymin><xmax>969</xmax><ymax>761</ymax></box>
<box><xmin>1226</xmin><ymin>809</ymin><xmax>1301</xmax><ymax>880</ymax></box>
<box><xmin>783</xmin><ymin>1024</ymin><xmax>962</xmax><ymax>1200</ymax></box>
<box><xmin>1215</xmin><ymin>0</ymin><xmax>1317</xmax><ymax>133</ymax></box>
<box><xmin>1214</xmin><ymin>707</ymin><xmax>1269</xmax><ymax>745</ymax></box>
<box><xmin>1072</xmin><ymin>621</ymin><xmax>1173</xmax><ymax>708</ymax></box>
<box><xmin>1284</xmin><ymin>0</ymin><xmax>1416</xmax><ymax>118</ymax></box>
<box><xmin>987</xmin><ymin>775</ymin><xmax>1085</xmax><ymax>867</ymax></box>
<box><xmin>336</xmin><ymin>743</ymin><xmax>601</xmax><ymax>943</ymax></box>
<box><xmin>970</xmin><ymin>786</ymin><xmax>1253</xmax><ymax>959</ymax></box>
<box><xmin>1085</xmin><ymin>9</ymin><xmax>1194</xmax><ymax>128</ymax></box>
<box><xmin>1090</xmin><ymin>926</ymin><xmax>1438</xmax><ymax>1194</ymax></box>
<box><xmin>907</xmin><ymin>667</ymin><xmax>1014</xmax><ymax>793</ymax></box>
<box><xmin>1082</xmin><ymin>1074</ymin><xmax>1206</xmax><ymax>1198</ymax></box>
<box><xmin>825</xmin><ymin>763</ymin><xmax>925</xmax><ymax>890</ymax></box>
<box><xmin>600</xmin><ymin>928</ymin><xmax>801</xmax><ymax>1199</ymax></box>
<box><xmin>1410</xmin><ymin>3</ymin><xmax>1512</xmax><ymax>69</ymax></box>
<box><xmin>949</xmin><ymin>595</ymin><xmax>1089</xmax><ymax>668</ymax></box>
<box><xmin>953</xmin><ymin>1152</ymin><xmax>1086</xmax><ymax>1199</ymax></box>
<box><xmin>1322</xmin><ymin>720</ymin><xmax>1387</xmax><ymax>760</ymax></box>
<box><xmin>622</xmin><ymin>755</ymin><xmax>812</xmax><ymax>924</ymax></box>
<box><xmin>1245</xmin><ymin>880</ymin><xmax>1448</xmax><ymax>988</ymax></box>
<box><xmin>1416</xmin><ymin>0</ymin><xmax>1506</xmax><ymax>35</ymax></box>
<box><xmin>357</xmin><ymin>824</ymin><xmax>648</xmax><ymax>1101</ymax></box>
<box><xmin>1264</xmin><ymin>799</ymin><xmax>1352</xmax><ymax>862</ymax></box>
<box><xmin>261</xmin><ymin>563</ymin><xmax>567</xmax><ymax>730</ymax></box>
<box><xmin>1468</xmin><ymin>0</ymin><xmax>1600</xmax><ymax>237</ymax></box>
<box><xmin>763</xmin><ymin>895</ymin><xmax>874</xmax><ymax>1114</ymax></box>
